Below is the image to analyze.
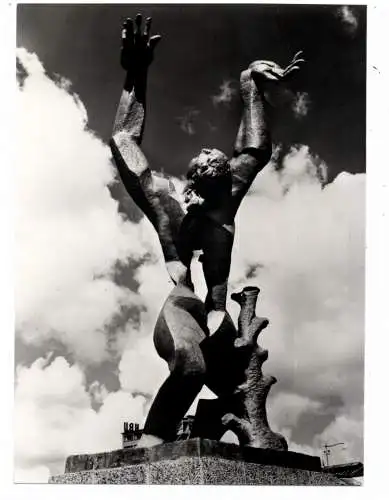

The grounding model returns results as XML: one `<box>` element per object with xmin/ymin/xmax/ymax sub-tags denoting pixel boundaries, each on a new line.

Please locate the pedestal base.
<box><xmin>49</xmin><ymin>438</ymin><xmax>350</xmax><ymax>485</ymax></box>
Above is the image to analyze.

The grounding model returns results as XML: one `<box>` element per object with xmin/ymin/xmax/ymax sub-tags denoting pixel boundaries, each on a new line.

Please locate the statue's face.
<box><xmin>186</xmin><ymin>148</ymin><xmax>229</xmax><ymax>187</ymax></box>
<box><xmin>188</xmin><ymin>148</ymin><xmax>229</xmax><ymax>177</ymax></box>
<box><xmin>184</xmin><ymin>148</ymin><xmax>230</xmax><ymax>206</ymax></box>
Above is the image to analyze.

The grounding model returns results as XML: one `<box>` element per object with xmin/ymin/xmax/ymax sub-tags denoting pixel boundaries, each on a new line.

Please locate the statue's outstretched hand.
<box><xmin>121</xmin><ymin>13</ymin><xmax>162</xmax><ymax>74</ymax></box>
<box><xmin>249</xmin><ymin>51</ymin><xmax>305</xmax><ymax>83</ymax></box>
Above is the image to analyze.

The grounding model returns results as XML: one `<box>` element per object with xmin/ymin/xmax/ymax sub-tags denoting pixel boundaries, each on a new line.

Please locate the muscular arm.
<box><xmin>110</xmin><ymin>15</ymin><xmax>157</xmax><ymax>181</ymax></box>
<box><xmin>110</xmin><ymin>138</ymin><xmax>181</xmax><ymax>264</ymax></box>
<box><xmin>110</xmin><ymin>16</ymin><xmax>185</xmax><ymax>269</ymax></box>
<box><xmin>229</xmin><ymin>70</ymin><xmax>272</xmax><ymax>212</ymax></box>
<box><xmin>230</xmin><ymin>53</ymin><xmax>305</xmax><ymax>212</ymax></box>
<box><xmin>202</xmin><ymin>55</ymin><xmax>304</xmax><ymax>332</ymax></box>
<box><xmin>112</xmin><ymin>69</ymin><xmax>147</xmax><ymax>142</ymax></box>
<box><xmin>110</xmin><ymin>67</ymin><xmax>154</xmax><ymax>217</ymax></box>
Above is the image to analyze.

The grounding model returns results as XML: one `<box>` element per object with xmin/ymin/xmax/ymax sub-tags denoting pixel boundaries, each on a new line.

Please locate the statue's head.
<box><xmin>184</xmin><ymin>148</ymin><xmax>230</xmax><ymax>207</ymax></box>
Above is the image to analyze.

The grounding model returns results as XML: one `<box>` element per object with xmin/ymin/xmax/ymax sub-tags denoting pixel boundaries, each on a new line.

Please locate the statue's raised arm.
<box><xmin>110</xmin><ymin>15</ymin><xmax>189</xmax><ymax>286</ymax></box>
<box><xmin>112</xmin><ymin>14</ymin><xmax>161</xmax><ymax>142</ymax></box>
<box><xmin>230</xmin><ymin>51</ymin><xmax>305</xmax><ymax>212</ymax></box>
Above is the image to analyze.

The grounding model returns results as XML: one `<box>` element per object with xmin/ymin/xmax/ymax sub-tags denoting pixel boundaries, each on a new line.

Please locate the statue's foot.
<box><xmin>135</xmin><ymin>433</ymin><xmax>164</xmax><ymax>448</ymax></box>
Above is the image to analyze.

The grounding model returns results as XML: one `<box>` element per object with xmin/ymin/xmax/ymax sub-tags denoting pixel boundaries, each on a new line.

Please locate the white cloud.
<box><xmin>228</xmin><ymin>145</ymin><xmax>364</xmax><ymax>459</ymax></box>
<box><xmin>14</xmin><ymin>355</ymin><xmax>149</xmax><ymax>482</ymax></box>
<box><xmin>176</xmin><ymin>107</ymin><xmax>200</xmax><ymax>135</ymax></box>
<box><xmin>14</xmin><ymin>465</ymin><xmax>51</xmax><ymax>484</ymax></box>
<box><xmin>268</xmin><ymin>392</ymin><xmax>323</xmax><ymax>430</ymax></box>
<box><xmin>283</xmin><ymin>409</ymin><xmax>363</xmax><ymax>466</ymax></box>
<box><xmin>15</xmin><ymin>48</ymin><xmax>155</xmax><ymax>363</ymax></box>
<box><xmin>117</xmin><ymin>258</ymin><xmax>173</xmax><ymax>396</ymax></box>
<box><xmin>220</xmin><ymin>431</ymin><xmax>239</xmax><ymax>445</ymax></box>
<box><xmin>119</xmin><ymin>333</ymin><xmax>169</xmax><ymax>397</ymax></box>
<box><xmin>292</xmin><ymin>91</ymin><xmax>310</xmax><ymax>118</ymax></box>
<box><xmin>314</xmin><ymin>411</ymin><xmax>363</xmax><ymax>464</ymax></box>
<box><xmin>211</xmin><ymin>80</ymin><xmax>237</xmax><ymax>106</ymax></box>
<box><xmin>266</xmin><ymin>392</ymin><xmax>361</xmax><ymax>461</ymax></box>
<box><xmin>88</xmin><ymin>380</ymin><xmax>109</xmax><ymax>405</ymax></box>
<box><xmin>14</xmin><ymin>49</ymin><xmax>176</xmax><ymax>481</ymax></box>
<box><xmin>337</xmin><ymin>6</ymin><xmax>359</xmax><ymax>33</ymax></box>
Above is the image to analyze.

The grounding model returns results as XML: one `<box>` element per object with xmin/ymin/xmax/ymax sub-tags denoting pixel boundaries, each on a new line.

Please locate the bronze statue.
<box><xmin>110</xmin><ymin>14</ymin><xmax>304</xmax><ymax>446</ymax></box>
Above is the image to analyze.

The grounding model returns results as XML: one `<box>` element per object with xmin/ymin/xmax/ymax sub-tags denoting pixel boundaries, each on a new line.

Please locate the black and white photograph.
<box><xmin>11</xmin><ymin>1</ymin><xmax>370</xmax><ymax>487</ymax></box>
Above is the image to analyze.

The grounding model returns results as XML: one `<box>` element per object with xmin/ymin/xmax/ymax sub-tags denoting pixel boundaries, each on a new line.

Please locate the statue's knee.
<box><xmin>172</xmin><ymin>344</ymin><xmax>206</xmax><ymax>379</ymax></box>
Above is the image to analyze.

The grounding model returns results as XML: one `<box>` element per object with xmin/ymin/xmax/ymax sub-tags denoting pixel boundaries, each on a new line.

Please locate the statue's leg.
<box><xmin>201</xmin><ymin>221</ymin><xmax>234</xmax><ymax>313</ymax></box>
<box><xmin>142</xmin><ymin>284</ymin><xmax>208</xmax><ymax>442</ymax></box>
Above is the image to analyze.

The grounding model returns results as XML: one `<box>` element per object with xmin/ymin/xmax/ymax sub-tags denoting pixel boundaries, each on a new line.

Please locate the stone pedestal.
<box><xmin>49</xmin><ymin>438</ymin><xmax>349</xmax><ymax>485</ymax></box>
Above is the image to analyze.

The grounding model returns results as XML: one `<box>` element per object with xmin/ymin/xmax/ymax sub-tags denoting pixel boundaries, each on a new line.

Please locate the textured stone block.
<box><xmin>50</xmin><ymin>438</ymin><xmax>349</xmax><ymax>485</ymax></box>
<box><xmin>51</xmin><ymin>464</ymin><xmax>147</xmax><ymax>485</ymax></box>
<box><xmin>201</xmin><ymin>457</ymin><xmax>246</xmax><ymax>485</ymax></box>
<box><xmin>149</xmin><ymin>457</ymin><xmax>202</xmax><ymax>484</ymax></box>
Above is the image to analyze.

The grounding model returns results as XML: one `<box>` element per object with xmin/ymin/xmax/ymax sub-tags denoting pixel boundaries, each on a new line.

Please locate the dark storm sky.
<box><xmin>17</xmin><ymin>4</ymin><xmax>366</xmax><ymax>180</ymax></box>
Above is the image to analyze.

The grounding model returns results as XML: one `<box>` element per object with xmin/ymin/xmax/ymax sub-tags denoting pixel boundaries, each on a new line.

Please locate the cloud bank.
<box><xmin>14</xmin><ymin>354</ymin><xmax>148</xmax><ymax>482</ymax></box>
<box><xmin>176</xmin><ymin>107</ymin><xmax>200</xmax><ymax>135</ymax></box>
<box><xmin>15</xmin><ymin>48</ymin><xmax>156</xmax><ymax>364</ymax></box>
<box><xmin>337</xmin><ymin>6</ymin><xmax>359</xmax><ymax>34</ymax></box>
<box><xmin>15</xmin><ymin>49</ymin><xmax>364</xmax><ymax>481</ymax></box>
<box><xmin>230</xmin><ymin>145</ymin><xmax>364</xmax><ymax>462</ymax></box>
<box><xmin>292</xmin><ymin>91</ymin><xmax>310</xmax><ymax>118</ymax></box>
<box><xmin>14</xmin><ymin>48</ymin><xmax>172</xmax><ymax>481</ymax></box>
<box><xmin>211</xmin><ymin>80</ymin><xmax>237</xmax><ymax>106</ymax></box>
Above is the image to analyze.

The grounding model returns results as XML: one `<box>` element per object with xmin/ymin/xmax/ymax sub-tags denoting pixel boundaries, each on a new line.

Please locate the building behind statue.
<box><xmin>122</xmin><ymin>416</ymin><xmax>195</xmax><ymax>448</ymax></box>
